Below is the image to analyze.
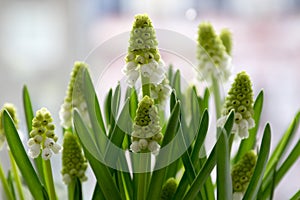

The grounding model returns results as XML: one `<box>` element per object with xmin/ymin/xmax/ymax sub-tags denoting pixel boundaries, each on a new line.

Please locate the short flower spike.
<box><xmin>59</xmin><ymin>62</ymin><xmax>89</xmax><ymax>129</ymax></box>
<box><xmin>219</xmin><ymin>28</ymin><xmax>233</xmax><ymax>56</ymax></box>
<box><xmin>130</xmin><ymin>96</ymin><xmax>162</xmax><ymax>155</ymax></box>
<box><xmin>123</xmin><ymin>14</ymin><xmax>171</xmax><ymax>104</ymax></box>
<box><xmin>197</xmin><ymin>22</ymin><xmax>232</xmax><ymax>83</ymax></box>
<box><xmin>161</xmin><ymin>178</ymin><xmax>178</xmax><ymax>200</ymax></box>
<box><xmin>27</xmin><ymin>108</ymin><xmax>62</xmax><ymax>160</ymax></box>
<box><xmin>61</xmin><ymin>131</ymin><xmax>87</xmax><ymax>184</ymax></box>
<box><xmin>217</xmin><ymin>71</ymin><xmax>255</xmax><ymax>139</ymax></box>
<box><xmin>231</xmin><ymin>151</ymin><xmax>257</xmax><ymax>199</ymax></box>
<box><xmin>0</xmin><ymin>103</ymin><xmax>19</xmax><ymax>150</ymax></box>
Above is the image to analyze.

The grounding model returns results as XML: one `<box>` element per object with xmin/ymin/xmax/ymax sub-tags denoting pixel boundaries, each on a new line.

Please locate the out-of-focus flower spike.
<box><xmin>59</xmin><ymin>62</ymin><xmax>89</xmax><ymax>129</ymax></box>
<box><xmin>219</xmin><ymin>28</ymin><xmax>233</xmax><ymax>56</ymax></box>
<box><xmin>0</xmin><ymin>103</ymin><xmax>19</xmax><ymax>150</ymax></box>
<box><xmin>161</xmin><ymin>178</ymin><xmax>178</xmax><ymax>200</ymax></box>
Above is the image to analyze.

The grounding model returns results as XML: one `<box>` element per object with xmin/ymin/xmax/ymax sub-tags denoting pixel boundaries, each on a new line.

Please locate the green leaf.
<box><xmin>0</xmin><ymin>163</ymin><xmax>14</xmax><ymax>200</ymax></box>
<box><xmin>180</xmin><ymin>112</ymin><xmax>234</xmax><ymax>200</ymax></box>
<box><xmin>3</xmin><ymin>110</ymin><xmax>48</xmax><ymax>200</ymax></box>
<box><xmin>264</xmin><ymin>111</ymin><xmax>300</xmax><ymax>178</ymax></box>
<box><xmin>234</xmin><ymin>90</ymin><xmax>264</xmax><ymax>163</ymax></box>
<box><xmin>261</xmin><ymin>137</ymin><xmax>300</xmax><ymax>199</ymax></box>
<box><xmin>129</xmin><ymin>87</ymin><xmax>138</xmax><ymax>120</ymax></box>
<box><xmin>146</xmin><ymin>101</ymin><xmax>181</xmax><ymax>200</ymax></box>
<box><xmin>73</xmin><ymin>110</ymin><xmax>121</xmax><ymax>200</ymax></box>
<box><xmin>172</xmin><ymin>70</ymin><xmax>182</xmax><ymax>101</ymax></box>
<box><xmin>290</xmin><ymin>189</ymin><xmax>300</xmax><ymax>200</ymax></box>
<box><xmin>22</xmin><ymin>85</ymin><xmax>45</xmax><ymax>185</ymax></box>
<box><xmin>92</xmin><ymin>184</ymin><xmax>105</xmax><ymax>200</ymax></box>
<box><xmin>243</xmin><ymin>123</ymin><xmax>271</xmax><ymax>200</ymax></box>
<box><xmin>104</xmin><ymin>88</ymin><xmax>113</xmax><ymax>127</ymax></box>
<box><xmin>7</xmin><ymin>171</ymin><xmax>17</xmax><ymax>200</ymax></box>
<box><xmin>217</xmin><ymin>131</ymin><xmax>232</xmax><ymax>200</ymax></box>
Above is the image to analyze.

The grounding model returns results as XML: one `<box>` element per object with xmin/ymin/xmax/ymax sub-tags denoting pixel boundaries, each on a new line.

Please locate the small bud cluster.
<box><xmin>123</xmin><ymin>14</ymin><xmax>171</xmax><ymax>105</ymax></box>
<box><xmin>197</xmin><ymin>22</ymin><xmax>232</xmax><ymax>83</ymax></box>
<box><xmin>217</xmin><ymin>71</ymin><xmax>255</xmax><ymax>139</ymax></box>
<box><xmin>61</xmin><ymin>131</ymin><xmax>88</xmax><ymax>184</ymax></box>
<box><xmin>59</xmin><ymin>62</ymin><xmax>89</xmax><ymax>129</ymax></box>
<box><xmin>27</xmin><ymin>108</ymin><xmax>62</xmax><ymax>160</ymax></box>
<box><xmin>160</xmin><ymin>178</ymin><xmax>178</xmax><ymax>200</ymax></box>
<box><xmin>0</xmin><ymin>103</ymin><xmax>19</xmax><ymax>150</ymax></box>
<box><xmin>231</xmin><ymin>151</ymin><xmax>257</xmax><ymax>199</ymax></box>
<box><xmin>130</xmin><ymin>96</ymin><xmax>163</xmax><ymax>155</ymax></box>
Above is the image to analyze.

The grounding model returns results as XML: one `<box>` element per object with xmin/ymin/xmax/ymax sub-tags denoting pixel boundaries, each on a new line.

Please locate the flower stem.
<box><xmin>137</xmin><ymin>154</ymin><xmax>151</xmax><ymax>200</ymax></box>
<box><xmin>43</xmin><ymin>160</ymin><xmax>56</xmax><ymax>200</ymax></box>
<box><xmin>68</xmin><ymin>179</ymin><xmax>75</xmax><ymax>200</ymax></box>
<box><xmin>0</xmin><ymin>162</ymin><xmax>14</xmax><ymax>200</ymax></box>
<box><xmin>211</xmin><ymin>75</ymin><xmax>222</xmax><ymax>118</ymax></box>
<box><xmin>141</xmin><ymin>75</ymin><xmax>151</xmax><ymax>97</ymax></box>
<box><xmin>8</xmin><ymin>150</ymin><xmax>25</xmax><ymax>200</ymax></box>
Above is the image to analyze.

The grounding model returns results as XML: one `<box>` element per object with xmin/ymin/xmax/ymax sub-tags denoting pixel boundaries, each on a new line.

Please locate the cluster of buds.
<box><xmin>123</xmin><ymin>14</ymin><xmax>171</xmax><ymax>106</ymax></box>
<box><xmin>217</xmin><ymin>71</ymin><xmax>255</xmax><ymax>139</ymax></box>
<box><xmin>197</xmin><ymin>22</ymin><xmax>232</xmax><ymax>84</ymax></box>
<box><xmin>59</xmin><ymin>62</ymin><xmax>89</xmax><ymax>129</ymax></box>
<box><xmin>161</xmin><ymin>178</ymin><xmax>178</xmax><ymax>200</ymax></box>
<box><xmin>231</xmin><ymin>151</ymin><xmax>257</xmax><ymax>200</ymax></box>
<box><xmin>27</xmin><ymin>108</ymin><xmax>62</xmax><ymax>160</ymax></box>
<box><xmin>130</xmin><ymin>96</ymin><xmax>163</xmax><ymax>155</ymax></box>
<box><xmin>61</xmin><ymin>131</ymin><xmax>88</xmax><ymax>184</ymax></box>
<box><xmin>0</xmin><ymin>103</ymin><xmax>19</xmax><ymax>150</ymax></box>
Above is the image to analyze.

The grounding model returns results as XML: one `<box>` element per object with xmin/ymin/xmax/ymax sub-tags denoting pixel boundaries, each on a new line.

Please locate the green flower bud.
<box><xmin>218</xmin><ymin>71</ymin><xmax>255</xmax><ymax>139</ymax></box>
<box><xmin>219</xmin><ymin>28</ymin><xmax>233</xmax><ymax>56</ymax></box>
<box><xmin>61</xmin><ymin>131</ymin><xmax>87</xmax><ymax>184</ymax></box>
<box><xmin>160</xmin><ymin>178</ymin><xmax>178</xmax><ymax>200</ymax></box>
<box><xmin>130</xmin><ymin>96</ymin><xmax>162</xmax><ymax>154</ymax></box>
<box><xmin>197</xmin><ymin>22</ymin><xmax>232</xmax><ymax>83</ymax></box>
<box><xmin>0</xmin><ymin>103</ymin><xmax>19</xmax><ymax>149</ymax></box>
<box><xmin>231</xmin><ymin>151</ymin><xmax>257</xmax><ymax>193</ymax></box>
<box><xmin>59</xmin><ymin>62</ymin><xmax>89</xmax><ymax>129</ymax></box>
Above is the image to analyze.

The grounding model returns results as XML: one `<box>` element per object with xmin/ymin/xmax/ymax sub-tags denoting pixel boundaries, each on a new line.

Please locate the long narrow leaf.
<box><xmin>73</xmin><ymin>110</ymin><xmax>121</xmax><ymax>200</ymax></box>
<box><xmin>3</xmin><ymin>110</ymin><xmax>48</xmax><ymax>200</ymax></box>
<box><xmin>243</xmin><ymin>123</ymin><xmax>271</xmax><ymax>200</ymax></box>
<box><xmin>217</xmin><ymin>131</ymin><xmax>232</xmax><ymax>200</ymax></box>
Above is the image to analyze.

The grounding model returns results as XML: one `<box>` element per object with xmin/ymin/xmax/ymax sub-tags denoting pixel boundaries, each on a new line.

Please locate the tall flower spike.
<box><xmin>0</xmin><ymin>103</ymin><xmax>19</xmax><ymax>150</ymax></box>
<box><xmin>59</xmin><ymin>62</ymin><xmax>89</xmax><ymax>129</ymax></box>
<box><xmin>27</xmin><ymin>108</ymin><xmax>62</xmax><ymax>160</ymax></box>
<box><xmin>130</xmin><ymin>96</ymin><xmax>163</xmax><ymax>155</ymax></box>
<box><xmin>231</xmin><ymin>151</ymin><xmax>257</xmax><ymax>200</ymax></box>
<box><xmin>197</xmin><ymin>22</ymin><xmax>232</xmax><ymax>83</ymax></box>
<box><xmin>61</xmin><ymin>131</ymin><xmax>87</xmax><ymax>184</ymax></box>
<box><xmin>217</xmin><ymin>71</ymin><xmax>255</xmax><ymax>139</ymax></box>
<box><xmin>123</xmin><ymin>14</ymin><xmax>171</xmax><ymax>104</ymax></box>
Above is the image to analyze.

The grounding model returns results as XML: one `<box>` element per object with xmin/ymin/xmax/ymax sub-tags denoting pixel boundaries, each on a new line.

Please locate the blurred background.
<box><xmin>0</xmin><ymin>0</ymin><xmax>300</xmax><ymax>199</ymax></box>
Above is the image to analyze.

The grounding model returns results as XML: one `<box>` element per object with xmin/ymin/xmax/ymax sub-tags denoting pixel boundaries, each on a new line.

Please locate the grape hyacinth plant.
<box><xmin>0</xmin><ymin>13</ymin><xmax>300</xmax><ymax>200</ymax></box>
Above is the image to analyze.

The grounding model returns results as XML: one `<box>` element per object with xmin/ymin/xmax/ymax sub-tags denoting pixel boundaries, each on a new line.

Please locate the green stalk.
<box><xmin>8</xmin><ymin>150</ymin><xmax>25</xmax><ymax>200</ymax></box>
<box><xmin>68</xmin><ymin>180</ymin><xmax>75</xmax><ymax>200</ymax></box>
<box><xmin>136</xmin><ymin>155</ymin><xmax>151</xmax><ymax>200</ymax></box>
<box><xmin>43</xmin><ymin>160</ymin><xmax>56</xmax><ymax>200</ymax></box>
<box><xmin>0</xmin><ymin>163</ymin><xmax>14</xmax><ymax>200</ymax></box>
<box><xmin>141</xmin><ymin>75</ymin><xmax>151</xmax><ymax>97</ymax></box>
<box><xmin>211</xmin><ymin>75</ymin><xmax>222</xmax><ymax>118</ymax></box>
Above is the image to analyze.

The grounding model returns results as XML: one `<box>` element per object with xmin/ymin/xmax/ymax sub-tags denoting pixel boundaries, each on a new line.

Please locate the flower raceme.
<box><xmin>0</xmin><ymin>103</ymin><xmax>19</xmax><ymax>150</ymax></box>
<box><xmin>27</xmin><ymin>108</ymin><xmax>62</xmax><ymax>160</ymax></box>
<box><xmin>231</xmin><ymin>151</ymin><xmax>257</xmax><ymax>200</ymax></box>
<box><xmin>217</xmin><ymin>71</ymin><xmax>255</xmax><ymax>139</ymax></box>
<box><xmin>123</xmin><ymin>14</ymin><xmax>171</xmax><ymax>105</ymax></box>
<box><xmin>61</xmin><ymin>131</ymin><xmax>87</xmax><ymax>184</ymax></box>
<box><xmin>59</xmin><ymin>62</ymin><xmax>89</xmax><ymax>129</ymax></box>
<box><xmin>197</xmin><ymin>22</ymin><xmax>232</xmax><ymax>84</ymax></box>
<box><xmin>130</xmin><ymin>96</ymin><xmax>163</xmax><ymax>155</ymax></box>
